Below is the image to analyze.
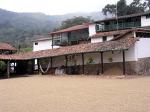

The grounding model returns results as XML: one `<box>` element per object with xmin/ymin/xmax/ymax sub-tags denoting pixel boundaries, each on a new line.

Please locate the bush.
<box><xmin>0</xmin><ymin>61</ymin><xmax>6</xmax><ymax>72</ymax></box>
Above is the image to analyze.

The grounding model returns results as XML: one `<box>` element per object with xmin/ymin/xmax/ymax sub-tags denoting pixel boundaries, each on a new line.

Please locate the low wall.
<box><xmin>45</xmin><ymin>57</ymin><xmax>150</xmax><ymax>75</ymax></box>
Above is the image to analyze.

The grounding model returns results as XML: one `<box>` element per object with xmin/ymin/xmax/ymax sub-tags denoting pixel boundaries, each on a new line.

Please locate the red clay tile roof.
<box><xmin>92</xmin><ymin>28</ymin><xmax>150</xmax><ymax>39</ymax></box>
<box><xmin>92</xmin><ymin>29</ymin><xmax>131</xmax><ymax>38</ymax></box>
<box><xmin>0</xmin><ymin>37</ymin><xmax>138</xmax><ymax>60</ymax></box>
<box><xmin>32</xmin><ymin>35</ymin><xmax>52</xmax><ymax>42</ymax></box>
<box><xmin>50</xmin><ymin>23</ymin><xmax>90</xmax><ymax>35</ymax></box>
<box><xmin>0</xmin><ymin>42</ymin><xmax>17</xmax><ymax>51</ymax></box>
<box><xmin>33</xmin><ymin>37</ymin><xmax>52</xmax><ymax>42</ymax></box>
<box><xmin>112</xmin><ymin>28</ymin><xmax>150</xmax><ymax>41</ymax></box>
<box><xmin>95</xmin><ymin>12</ymin><xmax>150</xmax><ymax>23</ymax></box>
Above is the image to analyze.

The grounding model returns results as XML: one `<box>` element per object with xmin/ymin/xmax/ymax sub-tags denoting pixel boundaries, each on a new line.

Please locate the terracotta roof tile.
<box><xmin>50</xmin><ymin>23</ymin><xmax>90</xmax><ymax>35</ymax></box>
<box><xmin>0</xmin><ymin>37</ymin><xmax>137</xmax><ymax>60</ymax></box>
<box><xmin>0</xmin><ymin>42</ymin><xmax>17</xmax><ymax>51</ymax></box>
<box><xmin>92</xmin><ymin>29</ymin><xmax>131</xmax><ymax>38</ymax></box>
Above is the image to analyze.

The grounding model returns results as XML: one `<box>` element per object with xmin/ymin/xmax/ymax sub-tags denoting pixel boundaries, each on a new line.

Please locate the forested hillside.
<box><xmin>0</xmin><ymin>9</ymin><xmax>103</xmax><ymax>47</ymax></box>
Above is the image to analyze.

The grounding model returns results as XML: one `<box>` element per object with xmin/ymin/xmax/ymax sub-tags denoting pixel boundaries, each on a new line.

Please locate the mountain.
<box><xmin>0</xmin><ymin>8</ymin><xmax>105</xmax><ymax>47</ymax></box>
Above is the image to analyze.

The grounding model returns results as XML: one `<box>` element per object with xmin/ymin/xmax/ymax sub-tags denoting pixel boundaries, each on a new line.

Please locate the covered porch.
<box><xmin>0</xmin><ymin>37</ymin><xmax>137</xmax><ymax>78</ymax></box>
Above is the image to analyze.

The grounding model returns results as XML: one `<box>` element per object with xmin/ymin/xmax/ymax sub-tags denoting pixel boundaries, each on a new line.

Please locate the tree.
<box><xmin>145</xmin><ymin>0</ymin><xmax>150</xmax><ymax>11</ymax></box>
<box><xmin>102</xmin><ymin>4</ymin><xmax>116</xmax><ymax>16</ymax></box>
<box><xmin>0</xmin><ymin>61</ymin><xmax>6</xmax><ymax>72</ymax></box>
<box><xmin>117</xmin><ymin>0</ymin><xmax>128</xmax><ymax>16</ymax></box>
<box><xmin>59</xmin><ymin>16</ymin><xmax>93</xmax><ymax>29</ymax></box>
<box><xmin>102</xmin><ymin>0</ymin><xmax>146</xmax><ymax>17</ymax></box>
<box><xmin>127</xmin><ymin>0</ymin><xmax>145</xmax><ymax>14</ymax></box>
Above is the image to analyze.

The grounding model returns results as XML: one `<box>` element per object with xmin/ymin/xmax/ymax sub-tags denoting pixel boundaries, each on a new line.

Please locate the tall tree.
<box><xmin>102</xmin><ymin>4</ymin><xmax>117</xmax><ymax>16</ymax></box>
<box><xmin>127</xmin><ymin>0</ymin><xmax>145</xmax><ymax>14</ymax></box>
<box><xmin>117</xmin><ymin>0</ymin><xmax>128</xmax><ymax>16</ymax></box>
<box><xmin>145</xmin><ymin>0</ymin><xmax>150</xmax><ymax>11</ymax></box>
<box><xmin>102</xmin><ymin>0</ymin><xmax>146</xmax><ymax>17</ymax></box>
<box><xmin>59</xmin><ymin>16</ymin><xmax>92</xmax><ymax>29</ymax></box>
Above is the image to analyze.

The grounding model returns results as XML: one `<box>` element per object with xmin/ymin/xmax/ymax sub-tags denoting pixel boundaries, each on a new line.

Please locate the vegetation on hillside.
<box><xmin>58</xmin><ymin>16</ymin><xmax>93</xmax><ymax>30</ymax></box>
<box><xmin>0</xmin><ymin>9</ymin><xmax>101</xmax><ymax>49</ymax></box>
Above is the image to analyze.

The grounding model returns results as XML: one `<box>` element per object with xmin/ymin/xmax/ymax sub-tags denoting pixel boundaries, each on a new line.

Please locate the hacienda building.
<box><xmin>0</xmin><ymin>12</ymin><xmax>150</xmax><ymax>77</ymax></box>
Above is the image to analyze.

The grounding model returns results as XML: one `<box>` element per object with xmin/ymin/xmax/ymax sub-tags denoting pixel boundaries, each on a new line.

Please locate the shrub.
<box><xmin>0</xmin><ymin>61</ymin><xmax>6</xmax><ymax>71</ymax></box>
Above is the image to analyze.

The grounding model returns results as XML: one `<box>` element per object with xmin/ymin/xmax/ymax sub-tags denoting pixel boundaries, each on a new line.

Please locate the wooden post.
<box><xmin>61</xmin><ymin>33</ymin><xmax>62</xmax><ymax>44</ymax></box>
<box><xmin>37</xmin><ymin>59</ymin><xmax>40</xmax><ymax>74</ymax></box>
<box><xmin>67</xmin><ymin>32</ymin><xmax>70</xmax><ymax>45</ymax></box>
<box><xmin>122</xmin><ymin>50</ymin><xmax>126</xmax><ymax>75</ymax></box>
<box><xmin>100</xmin><ymin>52</ymin><xmax>104</xmax><ymax>74</ymax></box>
<box><xmin>52</xmin><ymin>35</ymin><xmax>54</xmax><ymax>49</ymax></box>
<box><xmin>7</xmin><ymin>60</ymin><xmax>10</xmax><ymax>78</ymax></box>
<box><xmin>82</xmin><ymin>53</ymin><xmax>84</xmax><ymax>74</ymax></box>
<box><xmin>65</xmin><ymin>55</ymin><xmax>68</xmax><ymax>74</ymax></box>
<box><xmin>50</xmin><ymin>57</ymin><xmax>53</xmax><ymax>74</ymax></box>
<box><xmin>50</xmin><ymin>57</ymin><xmax>53</xmax><ymax>68</ymax></box>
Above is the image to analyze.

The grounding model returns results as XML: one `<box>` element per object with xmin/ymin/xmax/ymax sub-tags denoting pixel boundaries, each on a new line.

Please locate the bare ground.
<box><xmin>0</xmin><ymin>75</ymin><xmax>150</xmax><ymax>112</ymax></box>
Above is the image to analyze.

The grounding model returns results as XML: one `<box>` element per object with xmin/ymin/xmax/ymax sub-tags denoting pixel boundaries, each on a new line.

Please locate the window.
<box><xmin>96</xmin><ymin>23</ymin><xmax>104</xmax><ymax>31</ymax></box>
<box><xmin>53</xmin><ymin>39</ymin><xmax>61</xmax><ymax>45</ymax></box>
<box><xmin>70</xmin><ymin>41</ymin><xmax>78</xmax><ymax>45</ymax></box>
<box><xmin>102</xmin><ymin>36</ymin><xmax>107</xmax><ymax>42</ymax></box>
<box><xmin>35</xmin><ymin>42</ymin><xmax>38</xmax><ymax>45</ymax></box>
<box><xmin>146</xmin><ymin>14</ymin><xmax>150</xmax><ymax>19</ymax></box>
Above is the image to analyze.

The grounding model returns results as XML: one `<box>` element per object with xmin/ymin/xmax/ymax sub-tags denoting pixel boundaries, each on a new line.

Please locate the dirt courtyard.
<box><xmin>0</xmin><ymin>75</ymin><xmax>150</xmax><ymax>112</ymax></box>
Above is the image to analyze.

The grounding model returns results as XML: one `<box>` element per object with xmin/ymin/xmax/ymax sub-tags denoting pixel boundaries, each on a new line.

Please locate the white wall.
<box><xmin>91</xmin><ymin>36</ymin><xmax>114</xmax><ymax>43</ymax></box>
<box><xmin>141</xmin><ymin>16</ymin><xmax>150</xmax><ymax>27</ymax></box>
<box><xmin>137</xmin><ymin>38</ymin><xmax>150</xmax><ymax>59</ymax></box>
<box><xmin>107</xmin><ymin>36</ymin><xmax>114</xmax><ymax>41</ymax></box>
<box><xmin>91</xmin><ymin>38</ymin><xmax>102</xmax><ymax>43</ymax></box>
<box><xmin>50</xmin><ymin>45</ymin><xmax>137</xmax><ymax>67</ymax></box>
<box><xmin>33</xmin><ymin>40</ymin><xmax>59</xmax><ymax>51</ymax></box>
<box><xmin>89</xmin><ymin>24</ymin><xmax>96</xmax><ymax>37</ymax></box>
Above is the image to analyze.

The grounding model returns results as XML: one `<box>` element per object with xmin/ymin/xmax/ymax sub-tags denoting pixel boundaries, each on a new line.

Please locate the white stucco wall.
<box><xmin>50</xmin><ymin>44</ymin><xmax>137</xmax><ymax>67</ymax></box>
<box><xmin>141</xmin><ymin>16</ymin><xmax>150</xmax><ymax>27</ymax></box>
<box><xmin>91</xmin><ymin>36</ymin><xmax>114</xmax><ymax>43</ymax></box>
<box><xmin>33</xmin><ymin>40</ymin><xmax>59</xmax><ymax>51</ymax></box>
<box><xmin>91</xmin><ymin>38</ymin><xmax>102</xmax><ymax>43</ymax></box>
<box><xmin>89</xmin><ymin>24</ymin><xmax>96</xmax><ymax>37</ymax></box>
<box><xmin>137</xmin><ymin>38</ymin><xmax>150</xmax><ymax>59</ymax></box>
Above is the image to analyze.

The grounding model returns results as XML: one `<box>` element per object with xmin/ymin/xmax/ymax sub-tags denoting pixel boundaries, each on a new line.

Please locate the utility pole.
<box><xmin>116</xmin><ymin>2</ymin><xmax>119</xmax><ymax>31</ymax></box>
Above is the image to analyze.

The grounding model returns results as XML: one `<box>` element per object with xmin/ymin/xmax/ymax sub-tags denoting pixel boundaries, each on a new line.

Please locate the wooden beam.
<box><xmin>7</xmin><ymin>60</ymin><xmax>10</xmax><ymax>78</ymax></box>
<box><xmin>100</xmin><ymin>52</ymin><xmax>104</xmax><ymax>74</ymax></box>
<box><xmin>65</xmin><ymin>55</ymin><xmax>68</xmax><ymax>74</ymax></box>
<box><xmin>82</xmin><ymin>53</ymin><xmax>84</xmax><ymax>74</ymax></box>
<box><xmin>122</xmin><ymin>50</ymin><xmax>126</xmax><ymax>75</ymax></box>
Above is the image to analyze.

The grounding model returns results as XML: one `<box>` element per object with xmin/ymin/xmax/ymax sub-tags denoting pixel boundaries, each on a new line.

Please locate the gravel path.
<box><xmin>0</xmin><ymin>75</ymin><xmax>150</xmax><ymax>112</ymax></box>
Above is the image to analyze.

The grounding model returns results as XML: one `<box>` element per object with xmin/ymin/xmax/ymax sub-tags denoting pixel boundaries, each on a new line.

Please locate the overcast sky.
<box><xmin>0</xmin><ymin>0</ymin><xmax>132</xmax><ymax>15</ymax></box>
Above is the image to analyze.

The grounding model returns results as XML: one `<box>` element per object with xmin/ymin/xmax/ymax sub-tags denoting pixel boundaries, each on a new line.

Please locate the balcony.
<box><xmin>96</xmin><ymin>22</ymin><xmax>141</xmax><ymax>32</ymax></box>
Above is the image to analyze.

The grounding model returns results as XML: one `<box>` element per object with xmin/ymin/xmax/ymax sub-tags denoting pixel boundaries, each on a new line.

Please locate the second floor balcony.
<box><xmin>96</xmin><ymin>21</ymin><xmax>141</xmax><ymax>32</ymax></box>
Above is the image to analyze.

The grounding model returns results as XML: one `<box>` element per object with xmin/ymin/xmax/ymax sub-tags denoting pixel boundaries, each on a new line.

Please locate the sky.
<box><xmin>0</xmin><ymin>0</ymin><xmax>132</xmax><ymax>15</ymax></box>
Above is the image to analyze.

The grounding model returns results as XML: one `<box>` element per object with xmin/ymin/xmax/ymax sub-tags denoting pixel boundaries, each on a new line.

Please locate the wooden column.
<box><xmin>50</xmin><ymin>57</ymin><xmax>53</xmax><ymax>74</ymax></box>
<box><xmin>37</xmin><ymin>59</ymin><xmax>40</xmax><ymax>74</ymax></box>
<box><xmin>50</xmin><ymin>57</ymin><xmax>53</xmax><ymax>68</ymax></box>
<box><xmin>61</xmin><ymin>33</ymin><xmax>62</xmax><ymax>43</ymax></box>
<box><xmin>82</xmin><ymin>53</ymin><xmax>84</xmax><ymax>74</ymax></box>
<box><xmin>65</xmin><ymin>55</ymin><xmax>68</xmax><ymax>74</ymax></box>
<box><xmin>122</xmin><ymin>50</ymin><xmax>126</xmax><ymax>75</ymax></box>
<box><xmin>52</xmin><ymin>35</ymin><xmax>54</xmax><ymax>49</ymax></box>
<box><xmin>100</xmin><ymin>52</ymin><xmax>104</xmax><ymax>74</ymax></box>
<box><xmin>67</xmin><ymin>32</ymin><xmax>71</xmax><ymax>45</ymax></box>
<box><xmin>7</xmin><ymin>60</ymin><xmax>10</xmax><ymax>78</ymax></box>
